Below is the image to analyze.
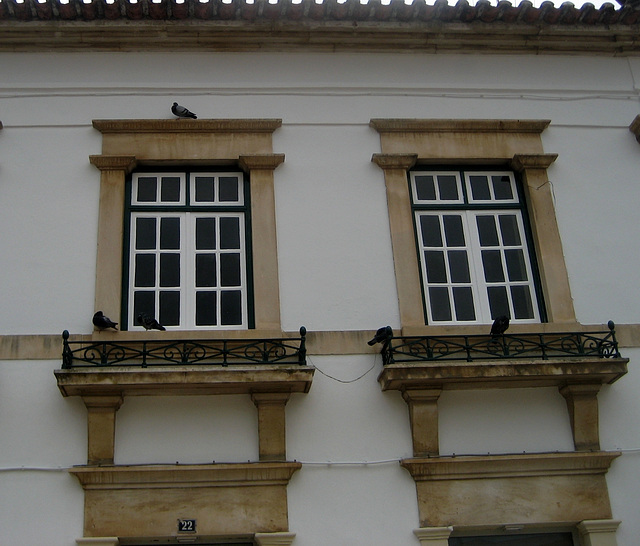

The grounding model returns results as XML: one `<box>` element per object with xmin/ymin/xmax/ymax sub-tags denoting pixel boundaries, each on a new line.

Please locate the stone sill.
<box><xmin>378</xmin><ymin>357</ymin><xmax>628</xmax><ymax>391</ymax></box>
<box><xmin>55</xmin><ymin>365</ymin><xmax>315</xmax><ymax>397</ymax></box>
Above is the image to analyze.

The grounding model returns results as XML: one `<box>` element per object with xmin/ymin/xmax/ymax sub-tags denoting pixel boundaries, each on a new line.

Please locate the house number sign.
<box><xmin>178</xmin><ymin>519</ymin><xmax>196</xmax><ymax>533</ymax></box>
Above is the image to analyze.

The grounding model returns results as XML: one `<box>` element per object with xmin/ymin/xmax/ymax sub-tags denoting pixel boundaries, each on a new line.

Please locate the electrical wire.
<box><xmin>307</xmin><ymin>353</ymin><xmax>379</xmax><ymax>384</ymax></box>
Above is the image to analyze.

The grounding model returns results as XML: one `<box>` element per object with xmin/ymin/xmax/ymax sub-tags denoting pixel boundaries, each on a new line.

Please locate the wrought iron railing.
<box><xmin>61</xmin><ymin>327</ymin><xmax>307</xmax><ymax>369</ymax></box>
<box><xmin>379</xmin><ymin>321</ymin><xmax>622</xmax><ymax>366</ymax></box>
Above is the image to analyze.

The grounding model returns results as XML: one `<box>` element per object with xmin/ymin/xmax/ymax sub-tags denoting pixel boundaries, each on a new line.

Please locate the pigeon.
<box><xmin>137</xmin><ymin>313</ymin><xmax>166</xmax><ymax>331</ymax></box>
<box><xmin>171</xmin><ymin>102</ymin><xmax>197</xmax><ymax>119</ymax></box>
<box><xmin>93</xmin><ymin>311</ymin><xmax>118</xmax><ymax>331</ymax></box>
<box><xmin>490</xmin><ymin>315</ymin><xmax>510</xmax><ymax>337</ymax></box>
<box><xmin>367</xmin><ymin>326</ymin><xmax>392</xmax><ymax>346</ymax></box>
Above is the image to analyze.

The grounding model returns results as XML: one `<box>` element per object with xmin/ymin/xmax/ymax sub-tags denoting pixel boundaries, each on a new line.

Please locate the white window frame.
<box><xmin>411</xmin><ymin>169</ymin><xmax>542</xmax><ymax>326</ymax></box>
<box><xmin>126</xmin><ymin>171</ymin><xmax>249</xmax><ymax>331</ymax></box>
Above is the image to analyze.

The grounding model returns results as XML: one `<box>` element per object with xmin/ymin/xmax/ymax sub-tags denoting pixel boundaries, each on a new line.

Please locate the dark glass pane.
<box><xmin>414</xmin><ymin>175</ymin><xmax>436</xmax><ymax>201</ymax></box>
<box><xmin>220</xmin><ymin>217</ymin><xmax>241</xmax><ymax>249</ymax></box>
<box><xmin>499</xmin><ymin>215</ymin><xmax>522</xmax><ymax>246</ymax></box>
<box><xmin>492</xmin><ymin>174</ymin><xmax>514</xmax><ymax>200</ymax></box>
<box><xmin>196</xmin><ymin>291</ymin><xmax>217</xmax><ymax>326</ymax></box>
<box><xmin>425</xmin><ymin>251</ymin><xmax>447</xmax><ymax>283</ymax></box>
<box><xmin>438</xmin><ymin>175</ymin><xmax>459</xmax><ymax>200</ymax></box>
<box><xmin>469</xmin><ymin>175</ymin><xmax>491</xmax><ymax>200</ymax></box>
<box><xmin>443</xmin><ymin>215</ymin><xmax>465</xmax><ymax>247</ymax></box>
<box><xmin>505</xmin><ymin>249</ymin><xmax>527</xmax><ymax>281</ymax></box>
<box><xmin>159</xmin><ymin>254</ymin><xmax>180</xmax><ymax>287</ymax></box>
<box><xmin>429</xmin><ymin>287</ymin><xmax>452</xmax><ymax>322</ymax></box>
<box><xmin>195</xmin><ymin>254</ymin><xmax>217</xmax><ymax>287</ymax></box>
<box><xmin>161</xmin><ymin>176</ymin><xmax>181</xmax><ymax>202</ymax></box>
<box><xmin>195</xmin><ymin>176</ymin><xmax>215</xmax><ymax>202</ymax></box>
<box><xmin>159</xmin><ymin>291</ymin><xmax>180</xmax><ymax>326</ymax></box>
<box><xmin>137</xmin><ymin>177</ymin><xmax>157</xmax><ymax>202</ymax></box>
<box><xmin>196</xmin><ymin>218</ymin><xmax>216</xmax><ymax>250</ymax></box>
<box><xmin>420</xmin><ymin>215</ymin><xmax>442</xmax><ymax>247</ymax></box>
<box><xmin>219</xmin><ymin>176</ymin><xmax>240</xmax><ymax>202</ymax></box>
<box><xmin>133</xmin><ymin>291</ymin><xmax>155</xmax><ymax>322</ymax></box>
<box><xmin>482</xmin><ymin>250</ymin><xmax>505</xmax><ymax>282</ymax></box>
<box><xmin>476</xmin><ymin>216</ymin><xmax>499</xmax><ymax>247</ymax></box>
<box><xmin>160</xmin><ymin>217</ymin><xmax>180</xmax><ymax>250</ymax></box>
<box><xmin>453</xmin><ymin>287</ymin><xmax>475</xmax><ymax>321</ymax></box>
<box><xmin>487</xmin><ymin>286</ymin><xmax>510</xmax><ymax>319</ymax></box>
<box><xmin>221</xmin><ymin>291</ymin><xmax>243</xmax><ymax>325</ymax></box>
<box><xmin>220</xmin><ymin>253</ymin><xmax>241</xmax><ymax>286</ymax></box>
<box><xmin>450</xmin><ymin>533</ymin><xmax>574</xmax><ymax>546</ymax></box>
<box><xmin>512</xmin><ymin>285</ymin><xmax>535</xmax><ymax>319</ymax></box>
<box><xmin>136</xmin><ymin>217</ymin><xmax>156</xmax><ymax>250</ymax></box>
<box><xmin>448</xmin><ymin>250</ymin><xmax>471</xmax><ymax>283</ymax></box>
<box><xmin>134</xmin><ymin>254</ymin><xmax>156</xmax><ymax>287</ymax></box>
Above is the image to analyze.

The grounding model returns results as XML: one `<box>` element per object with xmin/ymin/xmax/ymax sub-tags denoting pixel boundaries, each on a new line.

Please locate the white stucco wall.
<box><xmin>0</xmin><ymin>51</ymin><xmax>639</xmax><ymax>545</ymax></box>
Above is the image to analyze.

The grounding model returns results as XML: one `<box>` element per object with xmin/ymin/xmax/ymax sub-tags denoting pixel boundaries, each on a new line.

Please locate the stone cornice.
<box><xmin>92</xmin><ymin>119</ymin><xmax>282</xmax><ymax>134</ymax></box>
<box><xmin>371</xmin><ymin>153</ymin><xmax>418</xmax><ymax>170</ymax></box>
<box><xmin>370</xmin><ymin>119</ymin><xmax>551</xmax><ymax>135</ymax></box>
<box><xmin>511</xmin><ymin>153</ymin><xmax>559</xmax><ymax>171</ymax></box>
<box><xmin>89</xmin><ymin>155</ymin><xmax>137</xmax><ymax>172</ymax></box>
<box><xmin>239</xmin><ymin>154</ymin><xmax>286</xmax><ymax>172</ymax></box>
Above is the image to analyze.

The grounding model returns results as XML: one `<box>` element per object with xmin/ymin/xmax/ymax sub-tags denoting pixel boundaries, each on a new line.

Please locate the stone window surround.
<box><xmin>370</xmin><ymin>118</ymin><xmax>576</xmax><ymax>335</ymax></box>
<box><xmin>90</xmin><ymin>119</ymin><xmax>284</xmax><ymax>337</ymax></box>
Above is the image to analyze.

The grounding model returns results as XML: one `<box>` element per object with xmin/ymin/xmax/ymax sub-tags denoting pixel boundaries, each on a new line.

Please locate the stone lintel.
<box><xmin>92</xmin><ymin>119</ymin><xmax>283</xmax><ymax>134</ymax></box>
<box><xmin>370</xmin><ymin>119</ymin><xmax>551</xmax><ymax>134</ymax></box>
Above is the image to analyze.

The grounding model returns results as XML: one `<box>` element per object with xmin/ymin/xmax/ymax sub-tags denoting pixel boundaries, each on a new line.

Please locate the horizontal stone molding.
<box><xmin>370</xmin><ymin>119</ymin><xmax>551</xmax><ymax>134</ymax></box>
<box><xmin>92</xmin><ymin>119</ymin><xmax>282</xmax><ymax>134</ymax></box>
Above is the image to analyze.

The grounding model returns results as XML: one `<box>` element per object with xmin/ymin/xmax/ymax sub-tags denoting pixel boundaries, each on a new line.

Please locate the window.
<box><xmin>410</xmin><ymin>168</ymin><xmax>543</xmax><ymax>325</ymax></box>
<box><xmin>449</xmin><ymin>533</ymin><xmax>574</xmax><ymax>546</ymax></box>
<box><xmin>125</xmin><ymin>170</ymin><xmax>252</xmax><ymax>330</ymax></box>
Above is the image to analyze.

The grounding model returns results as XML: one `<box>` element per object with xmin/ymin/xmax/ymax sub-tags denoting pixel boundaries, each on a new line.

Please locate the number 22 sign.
<box><xmin>178</xmin><ymin>519</ymin><xmax>196</xmax><ymax>533</ymax></box>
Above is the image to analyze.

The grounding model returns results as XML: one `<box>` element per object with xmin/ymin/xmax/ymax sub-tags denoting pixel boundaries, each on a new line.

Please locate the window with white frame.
<box><xmin>125</xmin><ymin>170</ymin><xmax>251</xmax><ymax>330</ymax></box>
<box><xmin>410</xmin><ymin>168</ymin><xmax>543</xmax><ymax>325</ymax></box>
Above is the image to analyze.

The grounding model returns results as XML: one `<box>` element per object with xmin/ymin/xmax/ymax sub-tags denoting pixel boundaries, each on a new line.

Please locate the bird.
<box><xmin>367</xmin><ymin>326</ymin><xmax>392</xmax><ymax>346</ymax></box>
<box><xmin>92</xmin><ymin>311</ymin><xmax>118</xmax><ymax>331</ymax></box>
<box><xmin>490</xmin><ymin>315</ymin><xmax>510</xmax><ymax>337</ymax></box>
<box><xmin>171</xmin><ymin>102</ymin><xmax>197</xmax><ymax>119</ymax></box>
<box><xmin>137</xmin><ymin>313</ymin><xmax>166</xmax><ymax>331</ymax></box>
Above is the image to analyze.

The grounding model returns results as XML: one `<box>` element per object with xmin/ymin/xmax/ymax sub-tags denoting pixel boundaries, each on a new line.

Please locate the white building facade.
<box><xmin>1</xmin><ymin>1</ymin><xmax>640</xmax><ymax>545</ymax></box>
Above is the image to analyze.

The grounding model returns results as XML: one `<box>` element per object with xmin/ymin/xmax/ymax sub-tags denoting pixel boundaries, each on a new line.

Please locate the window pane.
<box><xmin>195</xmin><ymin>176</ymin><xmax>215</xmax><ymax>202</ymax></box>
<box><xmin>196</xmin><ymin>218</ymin><xmax>216</xmax><ymax>250</ymax></box>
<box><xmin>425</xmin><ymin>251</ymin><xmax>447</xmax><ymax>283</ymax></box>
<box><xmin>448</xmin><ymin>250</ymin><xmax>471</xmax><ymax>283</ymax></box>
<box><xmin>136</xmin><ymin>218</ymin><xmax>156</xmax><ymax>250</ymax></box>
<box><xmin>487</xmin><ymin>286</ymin><xmax>510</xmax><ymax>319</ymax></box>
<box><xmin>492</xmin><ymin>174</ymin><xmax>514</xmax><ymax>200</ymax></box>
<box><xmin>499</xmin><ymin>215</ymin><xmax>522</xmax><ymax>246</ymax></box>
<box><xmin>133</xmin><ymin>291</ymin><xmax>155</xmax><ymax>322</ymax></box>
<box><xmin>221</xmin><ymin>253</ymin><xmax>241</xmax><ymax>286</ymax></box>
<box><xmin>221</xmin><ymin>291</ymin><xmax>242</xmax><ymax>325</ymax></box>
<box><xmin>219</xmin><ymin>176</ymin><xmax>240</xmax><ymax>202</ymax></box>
<box><xmin>420</xmin><ymin>215</ymin><xmax>442</xmax><ymax>247</ymax></box>
<box><xmin>449</xmin><ymin>533</ymin><xmax>574</xmax><ymax>546</ymax></box>
<box><xmin>469</xmin><ymin>175</ymin><xmax>491</xmax><ymax>200</ymax></box>
<box><xmin>476</xmin><ymin>216</ymin><xmax>499</xmax><ymax>247</ymax></box>
<box><xmin>134</xmin><ymin>254</ymin><xmax>155</xmax><ymax>287</ymax></box>
<box><xmin>160</xmin><ymin>217</ymin><xmax>180</xmax><ymax>250</ymax></box>
<box><xmin>512</xmin><ymin>285</ymin><xmax>535</xmax><ymax>319</ymax></box>
<box><xmin>137</xmin><ymin>177</ymin><xmax>157</xmax><ymax>202</ymax></box>
<box><xmin>159</xmin><ymin>291</ymin><xmax>180</xmax><ymax>326</ymax></box>
<box><xmin>482</xmin><ymin>250</ymin><xmax>505</xmax><ymax>282</ymax></box>
<box><xmin>195</xmin><ymin>254</ymin><xmax>217</xmax><ymax>287</ymax></box>
<box><xmin>161</xmin><ymin>176</ymin><xmax>181</xmax><ymax>202</ymax></box>
<box><xmin>415</xmin><ymin>175</ymin><xmax>436</xmax><ymax>201</ymax></box>
<box><xmin>453</xmin><ymin>287</ymin><xmax>475</xmax><ymax>321</ymax></box>
<box><xmin>438</xmin><ymin>175</ymin><xmax>459</xmax><ymax>200</ymax></box>
<box><xmin>505</xmin><ymin>249</ymin><xmax>528</xmax><ymax>281</ymax></box>
<box><xmin>196</xmin><ymin>291</ymin><xmax>217</xmax><ymax>326</ymax></box>
<box><xmin>443</xmin><ymin>215</ymin><xmax>465</xmax><ymax>247</ymax></box>
<box><xmin>429</xmin><ymin>287</ymin><xmax>452</xmax><ymax>321</ymax></box>
<box><xmin>159</xmin><ymin>254</ymin><xmax>180</xmax><ymax>287</ymax></box>
<box><xmin>220</xmin><ymin>217</ymin><xmax>241</xmax><ymax>249</ymax></box>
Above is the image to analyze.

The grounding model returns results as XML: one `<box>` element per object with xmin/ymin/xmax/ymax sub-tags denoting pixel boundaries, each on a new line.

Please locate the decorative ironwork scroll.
<box><xmin>62</xmin><ymin>327</ymin><xmax>307</xmax><ymax>369</ymax></box>
<box><xmin>380</xmin><ymin>321</ymin><xmax>622</xmax><ymax>366</ymax></box>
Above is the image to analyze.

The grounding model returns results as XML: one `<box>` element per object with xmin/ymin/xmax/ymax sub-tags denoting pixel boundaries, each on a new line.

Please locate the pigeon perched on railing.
<box><xmin>490</xmin><ymin>315</ymin><xmax>510</xmax><ymax>337</ymax></box>
<box><xmin>171</xmin><ymin>102</ymin><xmax>197</xmax><ymax>119</ymax></box>
<box><xmin>93</xmin><ymin>311</ymin><xmax>118</xmax><ymax>331</ymax></box>
<box><xmin>137</xmin><ymin>313</ymin><xmax>166</xmax><ymax>331</ymax></box>
<box><xmin>367</xmin><ymin>325</ymin><xmax>392</xmax><ymax>346</ymax></box>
